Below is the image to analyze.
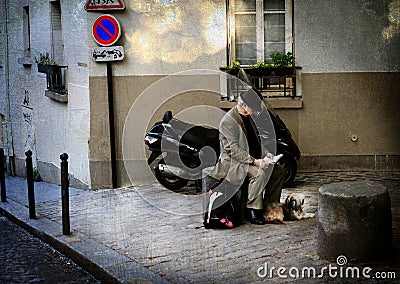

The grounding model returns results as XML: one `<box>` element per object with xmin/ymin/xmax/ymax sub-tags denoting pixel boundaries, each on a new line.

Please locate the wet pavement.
<box><xmin>0</xmin><ymin>171</ymin><xmax>399</xmax><ymax>283</ymax></box>
<box><xmin>0</xmin><ymin>216</ymin><xmax>99</xmax><ymax>283</ymax></box>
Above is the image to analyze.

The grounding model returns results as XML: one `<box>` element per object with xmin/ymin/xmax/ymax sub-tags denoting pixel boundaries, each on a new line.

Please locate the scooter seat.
<box><xmin>182</xmin><ymin>126</ymin><xmax>219</xmax><ymax>148</ymax></box>
<box><xmin>168</xmin><ymin>118</ymin><xmax>219</xmax><ymax>149</ymax></box>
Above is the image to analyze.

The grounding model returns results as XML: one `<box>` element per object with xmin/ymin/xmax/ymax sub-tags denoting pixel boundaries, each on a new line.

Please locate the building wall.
<box><xmin>0</xmin><ymin>1</ymin><xmax>7</xmax><ymax>151</ymax></box>
<box><xmin>297</xmin><ymin>72</ymin><xmax>400</xmax><ymax>171</ymax></box>
<box><xmin>2</xmin><ymin>1</ymin><xmax>399</xmax><ymax>189</ymax></box>
<box><xmin>88</xmin><ymin>0</ymin><xmax>227</xmax><ymax>187</ymax></box>
<box><xmin>295</xmin><ymin>0</ymin><xmax>399</xmax><ymax>72</ymax></box>
<box><xmin>89</xmin><ymin>73</ymin><xmax>224</xmax><ymax>188</ymax></box>
<box><xmin>87</xmin><ymin>0</ymin><xmax>400</xmax><ymax>188</ymax></box>
<box><xmin>88</xmin><ymin>0</ymin><xmax>227</xmax><ymax>76</ymax></box>
<box><xmin>291</xmin><ymin>0</ymin><xmax>400</xmax><ymax>170</ymax></box>
<box><xmin>0</xmin><ymin>0</ymin><xmax>91</xmax><ymax>187</ymax></box>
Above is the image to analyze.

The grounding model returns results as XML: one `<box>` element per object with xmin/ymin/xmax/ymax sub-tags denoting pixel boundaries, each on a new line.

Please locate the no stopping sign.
<box><xmin>92</xmin><ymin>14</ymin><xmax>121</xmax><ymax>46</ymax></box>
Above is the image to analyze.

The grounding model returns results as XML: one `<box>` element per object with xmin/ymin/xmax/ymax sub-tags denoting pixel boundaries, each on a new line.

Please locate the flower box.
<box><xmin>37</xmin><ymin>64</ymin><xmax>63</xmax><ymax>75</ymax></box>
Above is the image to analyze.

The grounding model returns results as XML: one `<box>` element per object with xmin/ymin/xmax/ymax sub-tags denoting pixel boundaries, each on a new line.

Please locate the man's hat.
<box><xmin>239</xmin><ymin>88</ymin><xmax>262</xmax><ymax>112</ymax></box>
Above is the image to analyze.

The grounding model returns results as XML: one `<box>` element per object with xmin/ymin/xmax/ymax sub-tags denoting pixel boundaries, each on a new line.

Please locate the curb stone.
<box><xmin>0</xmin><ymin>199</ymin><xmax>171</xmax><ymax>284</ymax></box>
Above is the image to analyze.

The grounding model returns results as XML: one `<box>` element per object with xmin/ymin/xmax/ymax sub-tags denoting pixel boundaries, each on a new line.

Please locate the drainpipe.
<box><xmin>292</xmin><ymin>0</ymin><xmax>295</xmax><ymax>66</ymax></box>
<box><xmin>2</xmin><ymin>0</ymin><xmax>15</xmax><ymax>175</ymax></box>
<box><xmin>226</xmin><ymin>0</ymin><xmax>230</xmax><ymax>66</ymax></box>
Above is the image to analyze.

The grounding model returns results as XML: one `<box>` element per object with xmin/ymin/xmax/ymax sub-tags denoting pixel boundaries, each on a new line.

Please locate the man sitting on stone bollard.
<box><xmin>209</xmin><ymin>88</ymin><xmax>285</xmax><ymax>225</ymax></box>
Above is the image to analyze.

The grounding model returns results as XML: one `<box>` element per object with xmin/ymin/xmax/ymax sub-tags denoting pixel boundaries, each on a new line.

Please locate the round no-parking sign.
<box><xmin>92</xmin><ymin>14</ymin><xmax>121</xmax><ymax>46</ymax></box>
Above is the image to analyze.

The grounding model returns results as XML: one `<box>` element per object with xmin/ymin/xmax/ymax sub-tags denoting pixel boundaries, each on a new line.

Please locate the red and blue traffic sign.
<box><xmin>92</xmin><ymin>14</ymin><xmax>121</xmax><ymax>46</ymax></box>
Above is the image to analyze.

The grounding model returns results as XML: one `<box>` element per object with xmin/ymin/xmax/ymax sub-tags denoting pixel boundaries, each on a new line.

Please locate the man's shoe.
<box><xmin>247</xmin><ymin>209</ymin><xmax>266</xmax><ymax>225</ymax></box>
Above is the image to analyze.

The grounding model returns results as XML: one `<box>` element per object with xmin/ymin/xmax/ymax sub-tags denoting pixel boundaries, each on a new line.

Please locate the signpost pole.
<box><xmin>107</xmin><ymin>62</ymin><xmax>117</xmax><ymax>189</ymax></box>
<box><xmin>91</xmin><ymin>13</ymin><xmax>122</xmax><ymax>189</ymax></box>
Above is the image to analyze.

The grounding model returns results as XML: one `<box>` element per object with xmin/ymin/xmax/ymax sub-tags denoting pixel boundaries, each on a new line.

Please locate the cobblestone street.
<box><xmin>0</xmin><ymin>216</ymin><xmax>99</xmax><ymax>283</ymax></box>
<box><xmin>1</xmin><ymin>171</ymin><xmax>399</xmax><ymax>283</ymax></box>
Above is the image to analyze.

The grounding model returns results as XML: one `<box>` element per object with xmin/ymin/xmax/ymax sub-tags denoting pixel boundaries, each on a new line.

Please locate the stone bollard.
<box><xmin>317</xmin><ymin>181</ymin><xmax>392</xmax><ymax>262</ymax></box>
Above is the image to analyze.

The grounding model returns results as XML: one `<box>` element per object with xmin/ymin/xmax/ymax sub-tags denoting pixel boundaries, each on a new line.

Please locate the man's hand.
<box><xmin>265</xmin><ymin>152</ymin><xmax>274</xmax><ymax>160</ymax></box>
<box><xmin>253</xmin><ymin>158</ymin><xmax>269</xmax><ymax>170</ymax></box>
<box><xmin>254</xmin><ymin>153</ymin><xmax>275</xmax><ymax>169</ymax></box>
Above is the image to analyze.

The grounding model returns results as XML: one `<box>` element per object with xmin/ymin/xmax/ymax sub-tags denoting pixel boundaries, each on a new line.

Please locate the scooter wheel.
<box><xmin>155</xmin><ymin>174</ymin><xmax>189</xmax><ymax>191</ymax></box>
<box><xmin>277</xmin><ymin>152</ymin><xmax>297</xmax><ymax>187</ymax></box>
<box><xmin>155</xmin><ymin>160</ymin><xmax>189</xmax><ymax>191</ymax></box>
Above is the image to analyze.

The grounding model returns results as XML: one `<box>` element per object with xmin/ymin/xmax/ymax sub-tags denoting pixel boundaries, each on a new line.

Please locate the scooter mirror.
<box><xmin>163</xmin><ymin>111</ymin><xmax>173</xmax><ymax>123</ymax></box>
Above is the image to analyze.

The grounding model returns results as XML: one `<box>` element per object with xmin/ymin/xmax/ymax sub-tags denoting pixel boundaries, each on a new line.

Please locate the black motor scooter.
<box><xmin>144</xmin><ymin>111</ymin><xmax>220</xmax><ymax>192</ymax></box>
<box><xmin>263</xmin><ymin>99</ymin><xmax>301</xmax><ymax>186</ymax></box>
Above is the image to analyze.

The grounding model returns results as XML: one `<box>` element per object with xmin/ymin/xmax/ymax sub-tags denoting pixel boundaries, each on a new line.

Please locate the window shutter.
<box><xmin>51</xmin><ymin>1</ymin><xmax>63</xmax><ymax>64</ymax></box>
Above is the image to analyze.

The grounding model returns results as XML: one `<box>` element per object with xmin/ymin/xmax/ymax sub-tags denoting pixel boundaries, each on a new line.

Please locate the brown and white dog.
<box><xmin>264</xmin><ymin>193</ymin><xmax>315</xmax><ymax>224</ymax></box>
<box><xmin>264</xmin><ymin>202</ymin><xmax>285</xmax><ymax>224</ymax></box>
<box><xmin>283</xmin><ymin>193</ymin><xmax>315</xmax><ymax>221</ymax></box>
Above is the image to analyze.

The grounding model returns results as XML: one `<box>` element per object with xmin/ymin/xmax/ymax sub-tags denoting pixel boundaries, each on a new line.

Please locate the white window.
<box><xmin>229</xmin><ymin>0</ymin><xmax>292</xmax><ymax>65</ymax></box>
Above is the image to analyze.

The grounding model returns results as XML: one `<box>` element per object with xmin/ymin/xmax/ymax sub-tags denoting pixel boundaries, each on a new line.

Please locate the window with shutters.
<box><xmin>41</xmin><ymin>1</ymin><xmax>68</xmax><ymax>101</ymax></box>
<box><xmin>50</xmin><ymin>1</ymin><xmax>64</xmax><ymax>65</ymax></box>
<box><xmin>229</xmin><ymin>0</ymin><xmax>293</xmax><ymax>65</ymax></box>
<box><xmin>23</xmin><ymin>6</ymin><xmax>30</xmax><ymax>57</ymax></box>
<box><xmin>222</xmin><ymin>0</ymin><xmax>302</xmax><ymax>106</ymax></box>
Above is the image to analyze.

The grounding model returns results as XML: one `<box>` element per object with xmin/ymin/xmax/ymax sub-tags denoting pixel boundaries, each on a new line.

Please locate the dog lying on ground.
<box><xmin>264</xmin><ymin>193</ymin><xmax>315</xmax><ymax>224</ymax></box>
<box><xmin>283</xmin><ymin>193</ymin><xmax>315</xmax><ymax>221</ymax></box>
<box><xmin>264</xmin><ymin>202</ymin><xmax>285</xmax><ymax>224</ymax></box>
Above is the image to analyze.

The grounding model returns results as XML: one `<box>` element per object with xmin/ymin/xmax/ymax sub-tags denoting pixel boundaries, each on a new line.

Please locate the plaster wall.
<box><xmin>290</xmin><ymin>0</ymin><xmax>400</xmax><ymax>169</ymax></box>
<box><xmin>0</xmin><ymin>1</ymin><xmax>7</xmax><ymax>152</ymax></box>
<box><xmin>87</xmin><ymin>0</ymin><xmax>228</xmax><ymax>187</ymax></box>
<box><xmin>0</xmin><ymin>0</ymin><xmax>91</xmax><ymax>187</ymax></box>
<box><xmin>87</xmin><ymin>0</ymin><xmax>227</xmax><ymax>76</ymax></box>
<box><xmin>4</xmin><ymin>1</ymin><xmax>397</xmax><ymax>187</ymax></box>
<box><xmin>0</xmin><ymin>1</ymin><xmax>6</xmax><ymax>121</ymax></box>
<box><xmin>89</xmin><ymin>71</ymin><xmax>400</xmax><ymax>187</ymax></box>
<box><xmin>89</xmin><ymin>74</ymin><xmax>222</xmax><ymax>188</ymax></box>
<box><xmin>295</xmin><ymin>0</ymin><xmax>400</xmax><ymax>72</ymax></box>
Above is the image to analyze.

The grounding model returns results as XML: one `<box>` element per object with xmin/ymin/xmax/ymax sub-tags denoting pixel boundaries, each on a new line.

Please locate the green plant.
<box><xmin>270</xmin><ymin>52</ymin><xmax>293</xmax><ymax>67</ymax></box>
<box><xmin>252</xmin><ymin>61</ymin><xmax>274</xmax><ymax>69</ymax></box>
<box><xmin>35</xmin><ymin>52</ymin><xmax>58</xmax><ymax>66</ymax></box>
<box><xmin>33</xmin><ymin>168</ymin><xmax>42</xmax><ymax>182</ymax></box>
<box><xmin>224</xmin><ymin>60</ymin><xmax>241</xmax><ymax>71</ymax></box>
<box><xmin>220</xmin><ymin>60</ymin><xmax>241</xmax><ymax>74</ymax></box>
<box><xmin>231</xmin><ymin>60</ymin><xmax>241</xmax><ymax>70</ymax></box>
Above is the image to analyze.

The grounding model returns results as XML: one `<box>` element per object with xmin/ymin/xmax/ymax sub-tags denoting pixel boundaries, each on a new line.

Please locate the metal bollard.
<box><xmin>25</xmin><ymin>150</ymin><xmax>36</xmax><ymax>219</ymax></box>
<box><xmin>0</xmin><ymin>148</ymin><xmax>6</xmax><ymax>202</ymax></box>
<box><xmin>60</xmin><ymin>153</ymin><xmax>70</xmax><ymax>235</ymax></box>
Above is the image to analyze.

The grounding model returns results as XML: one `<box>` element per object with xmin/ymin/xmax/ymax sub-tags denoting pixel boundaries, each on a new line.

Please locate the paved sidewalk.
<box><xmin>1</xmin><ymin>171</ymin><xmax>399</xmax><ymax>283</ymax></box>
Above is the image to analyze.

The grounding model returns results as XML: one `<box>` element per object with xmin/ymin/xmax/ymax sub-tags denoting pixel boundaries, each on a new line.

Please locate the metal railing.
<box><xmin>222</xmin><ymin>67</ymin><xmax>299</xmax><ymax>101</ymax></box>
<box><xmin>46</xmin><ymin>66</ymin><xmax>68</xmax><ymax>94</ymax></box>
<box><xmin>38</xmin><ymin>64</ymin><xmax>68</xmax><ymax>94</ymax></box>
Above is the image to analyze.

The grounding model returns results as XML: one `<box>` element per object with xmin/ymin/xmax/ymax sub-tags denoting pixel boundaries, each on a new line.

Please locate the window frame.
<box><xmin>23</xmin><ymin>6</ymin><xmax>31</xmax><ymax>57</ymax></box>
<box><xmin>228</xmin><ymin>0</ymin><xmax>293</xmax><ymax>66</ymax></box>
<box><xmin>50</xmin><ymin>0</ymin><xmax>64</xmax><ymax>65</ymax></box>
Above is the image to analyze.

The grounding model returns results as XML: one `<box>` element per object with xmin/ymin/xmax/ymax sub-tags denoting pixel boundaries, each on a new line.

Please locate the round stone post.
<box><xmin>317</xmin><ymin>181</ymin><xmax>392</xmax><ymax>262</ymax></box>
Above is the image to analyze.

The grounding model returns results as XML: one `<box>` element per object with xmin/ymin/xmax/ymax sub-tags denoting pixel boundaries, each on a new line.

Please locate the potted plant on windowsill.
<box><xmin>36</xmin><ymin>52</ymin><xmax>60</xmax><ymax>74</ymax></box>
<box><xmin>270</xmin><ymin>51</ymin><xmax>294</xmax><ymax>76</ymax></box>
<box><xmin>244</xmin><ymin>52</ymin><xmax>295</xmax><ymax>77</ymax></box>
<box><xmin>246</xmin><ymin>61</ymin><xmax>275</xmax><ymax>76</ymax></box>
<box><xmin>219</xmin><ymin>60</ymin><xmax>241</xmax><ymax>75</ymax></box>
